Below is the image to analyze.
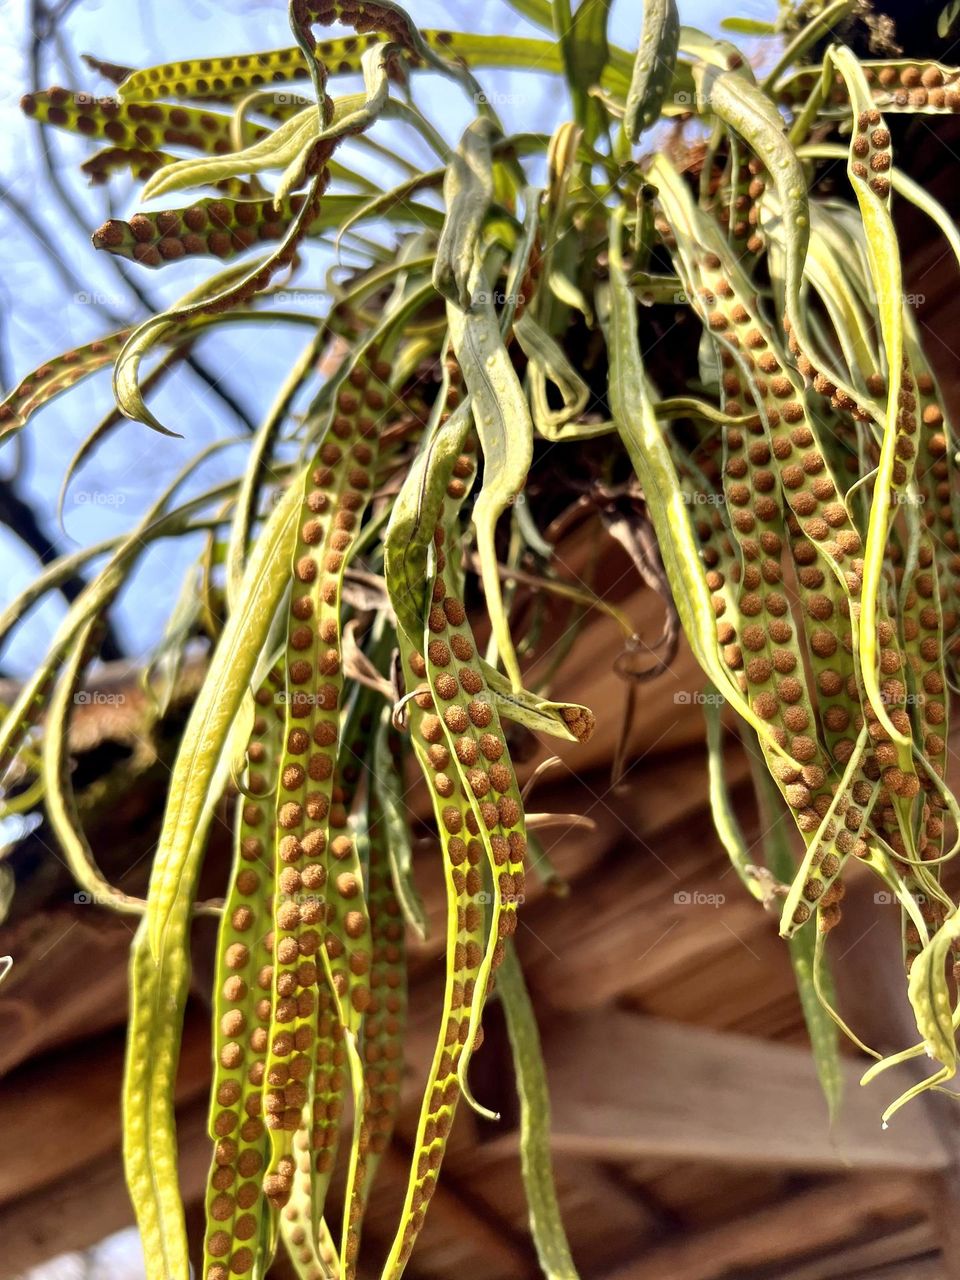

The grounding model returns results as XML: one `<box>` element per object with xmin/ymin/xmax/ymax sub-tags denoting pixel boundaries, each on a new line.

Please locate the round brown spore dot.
<box><xmin>441</xmin><ymin>806</ymin><xmax>463</xmax><ymax>835</ymax></box>
<box><xmin>444</xmin><ymin>706</ymin><xmax>469</xmax><ymax>733</ymax></box>
<box><xmin>488</xmin><ymin>762</ymin><xmax>513</xmax><ymax>793</ymax></box>
<box><xmin>282</xmin><ymin>763</ymin><xmax>305</xmax><ymax>791</ymax></box>
<box><xmin>475</xmin><ymin>733</ymin><xmax>502</xmax><ymax>761</ymax></box>
<box><xmin>278</xmin><ymin>835</ymin><xmax>302</xmax><ymax>865</ymax></box>
<box><xmin>217</xmin><ymin>1080</ymin><xmax>242</xmax><ymax>1109</ymax></box>
<box><xmin>229</xmin><ymin>906</ymin><xmax>252</xmax><ymax>936</ymax></box>
<box><xmin>434</xmin><ymin>673</ymin><xmax>458</xmax><ymax>700</ymax></box>
<box><xmin>450</xmin><ymin>634</ymin><xmax>473</xmax><ymax>661</ymax></box>
<box><xmin>468</xmin><ymin>700</ymin><xmax>493</xmax><ymax>728</ymax></box>
<box><xmin>428</xmin><ymin>640</ymin><xmax>450</xmax><ymax>667</ymax></box>
<box><xmin>442</xmin><ymin>597</ymin><xmax>466</xmax><ymax>626</ymax></box>
<box><xmin>790</xmin><ymin>735</ymin><xmax>817</xmax><ymax>763</ymax></box>
<box><xmin>459</xmin><ymin>667</ymin><xmax>484</xmax><ymax>695</ymax></box>
<box><xmin>498</xmin><ymin>796</ymin><xmax>521</xmax><ymax>827</ymax></box>
<box><xmin>208</xmin><ymin>1231</ymin><xmax>232</xmax><ymax>1259</ymax></box>
<box><xmin>752</xmin><ymin>691</ymin><xmax>778</xmax><ymax>720</ymax></box>
<box><xmin>427</xmin><ymin>606</ymin><xmax>446</xmax><ymax>634</ymax></box>
<box><xmin>236</xmin><ymin>869</ymin><xmax>259</xmax><ymax>896</ymax></box>
<box><xmin>420</xmin><ymin>715</ymin><xmax>443</xmax><ymax>744</ymax></box>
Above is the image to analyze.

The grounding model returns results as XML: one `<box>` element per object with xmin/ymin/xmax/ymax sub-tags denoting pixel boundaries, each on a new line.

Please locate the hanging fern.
<box><xmin>7</xmin><ymin>0</ymin><xmax>960</xmax><ymax>1276</ymax></box>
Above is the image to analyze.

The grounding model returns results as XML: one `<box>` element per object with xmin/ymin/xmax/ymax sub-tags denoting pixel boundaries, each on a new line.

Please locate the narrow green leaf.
<box><xmin>720</xmin><ymin>17</ymin><xmax>775</xmax><ymax>34</ymax></box>
<box><xmin>624</xmin><ymin>0</ymin><xmax>680</xmax><ymax>140</ymax></box>
<box><xmin>446</xmin><ymin>295</ymin><xmax>533</xmax><ymax>691</ymax></box>
<box><xmin>145</xmin><ymin>473</ymin><xmax>301</xmax><ymax>958</ymax></box>
<box><xmin>556</xmin><ymin>0</ymin><xmax>612</xmax><ymax>140</ymax></box>
<box><xmin>604</xmin><ymin>205</ymin><xmax>789</xmax><ymax>754</ymax></box>
<box><xmin>0</xmin><ymin>330</ymin><xmax>132</xmax><ymax>440</ymax></box>
<box><xmin>499</xmin><ymin>944</ymin><xmax>580</xmax><ymax>1280</ymax></box>
<box><xmin>433</xmin><ymin>118</ymin><xmax>499</xmax><ymax>308</ymax></box>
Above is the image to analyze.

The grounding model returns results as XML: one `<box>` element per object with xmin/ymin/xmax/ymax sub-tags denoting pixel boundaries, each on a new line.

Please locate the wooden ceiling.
<box><xmin>6</xmin><ymin>88</ymin><xmax>960</xmax><ymax>1280</ymax></box>
<box><xmin>4</xmin><ymin>529</ymin><xmax>960</xmax><ymax>1280</ymax></box>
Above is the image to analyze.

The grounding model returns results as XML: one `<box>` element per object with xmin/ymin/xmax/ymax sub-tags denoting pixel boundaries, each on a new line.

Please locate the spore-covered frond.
<box><xmin>11</xmin><ymin>4</ymin><xmax>960</xmax><ymax>1276</ymax></box>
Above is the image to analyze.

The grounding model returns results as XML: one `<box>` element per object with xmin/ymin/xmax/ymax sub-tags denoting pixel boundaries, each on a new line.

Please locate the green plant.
<box><xmin>6</xmin><ymin>0</ymin><xmax>960</xmax><ymax>1276</ymax></box>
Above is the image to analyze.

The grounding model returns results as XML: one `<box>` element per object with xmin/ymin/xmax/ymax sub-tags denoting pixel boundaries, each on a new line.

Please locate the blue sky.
<box><xmin>0</xmin><ymin>0</ymin><xmax>775</xmax><ymax>676</ymax></box>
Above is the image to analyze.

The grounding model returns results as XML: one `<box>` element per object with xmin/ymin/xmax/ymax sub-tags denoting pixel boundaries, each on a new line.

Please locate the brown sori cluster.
<box><xmin>205</xmin><ymin>676</ymin><xmax>284</xmax><ymax>1280</ymax></box>
<box><xmin>671</xmin><ymin>238</ymin><xmax>934</xmax><ymax>925</ymax></box>
<box><xmin>119</xmin><ymin>47</ymin><xmax>311</xmax><ymax>101</ymax></box>
<box><xmin>20</xmin><ymin>87</ymin><xmax>268</xmax><ymax>154</ymax></box>
<box><xmin>714</xmin><ymin>357</ymin><xmax>873</xmax><ymax>922</ymax></box>
<box><xmin>894</xmin><ymin>536</ymin><xmax>949</xmax><ymax>882</ymax></box>
<box><xmin>778</xmin><ymin>62</ymin><xmax>960</xmax><ymax>111</ymax></box>
<box><xmin>281</xmin><ymin>1169</ymin><xmax>340</xmax><ymax>1280</ymax></box>
<box><xmin>93</xmin><ymin>196</ymin><xmax>316</xmax><ymax>267</ymax></box>
<box><xmin>262</xmin><ymin>353</ymin><xmax>391</xmax><ymax>1206</ymax></box>
<box><xmin>83</xmin><ymin>145</ymin><xmax>167</xmax><ymax>185</ymax></box>
<box><xmin>199</xmin><ymin>158</ymin><xmax>334</xmax><ymax>319</ymax></box>
<box><xmin>559</xmin><ymin>703</ymin><xmax>595</xmax><ymax>742</ymax></box>
<box><xmin>714</xmin><ymin>152</ymin><xmax>765</xmax><ymax>257</ymax></box>
<box><xmin>422</xmin><ymin>549</ymin><xmax>526</xmax><ymax>971</ymax></box>
<box><xmin>0</xmin><ymin>332</ymin><xmax>128</xmax><ymax>433</ymax></box>
<box><xmin>309</xmin><ymin>983</ymin><xmax>346</xmax><ymax>1185</ymax></box>
<box><xmin>914</xmin><ymin>367</ymin><xmax>960</xmax><ymax>662</ymax></box>
<box><xmin>850</xmin><ymin>108</ymin><xmax>893</xmax><ymax>201</ymax></box>
<box><xmin>388</xmin><ymin>378</ymin><xmax>522</xmax><ymax>1267</ymax></box>
<box><xmin>342</xmin><ymin>820</ymin><xmax>407</xmax><ymax>1273</ymax></box>
<box><xmin>869</xmin><ymin>62</ymin><xmax>960</xmax><ymax>110</ymax></box>
<box><xmin>693</xmin><ymin>251</ymin><xmax>921</xmax><ymax>810</ymax></box>
<box><xmin>399</xmin><ymin>669</ymin><xmax>484</xmax><ymax>1266</ymax></box>
<box><xmin>81</xmin><ymin>53</ymin><xmax>133</xmax><ymax>85</ymax></box>
<box><xmin>782</xmin><ymin>511</ymin><xmax>859</xmax><ymax>767</ymax></box>
<box><xmin>694</xmin><ymin>472</ymin><xmax>871</xmax><ymax>927</ymax></box>
<box><xmin>718</xmin><ymin>360</ymin><xmax>830</xmax><ymax>765</ymax></box>
<box><xmin>82</xmin><ymin>148</ymin><xmax>262</xmax><ymax>196</ymax></box>
<box><xmin>294</xmin><ymin>1</ymin><xmax>420</xmax><ymax>53</ymax></box>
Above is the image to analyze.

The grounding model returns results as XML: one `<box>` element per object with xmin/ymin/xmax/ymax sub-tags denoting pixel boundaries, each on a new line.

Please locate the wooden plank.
<box><xmin>828</xmin><ymin>880</ymin><xmax>960</xmax><ymax>1280</ymax></box>
<box><xmin>777</xmin><ymin>1222</ymin><xmax>936</xmax><ymax>1280</ymax></box>
<box><xmin>330</xmin><ymin>1141</ymin><xmax>539</xmax><ymax>1280</ymax></box>
<box><xmin>600</xmin><ymin>1174</ymin><xmax>928</xmax><ymax>1280</ymax></box>
<box><xmin>542</xmin><ymin>1011</ymin><xmax>951</xmax><ymax>1172</ymax></box>
<box><xmin>461</xmin><ymin>1144</ymin><xmax>659</xmax><ymax>1274</ymax></box>
<box><xmin>0</xmin><ymin>1094</ymin><xmax>211</xmax><ymax>1279</ymax></box>
<box><xmin>0</xmin><ymin>908</ymin><xmax>132</xmax><ymax>1075</ymax></box>
<box><xmin>620</xmin><ymin>1158</ymin><xmax>788</xmax><ymax>1231</ymax></box>
<box><xmin>0</xmin><ymin>1008</ymin><xmax>211</xmax><ymax>1207</ymax></box>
